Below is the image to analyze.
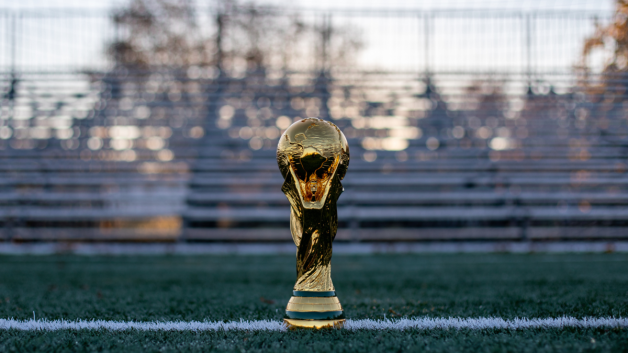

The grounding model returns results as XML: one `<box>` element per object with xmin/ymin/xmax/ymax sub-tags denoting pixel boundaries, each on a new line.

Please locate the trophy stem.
<box><xmin>283</xmin><ymin>290</ymin><xmax>345</xmax><ymax>329</ymax></box>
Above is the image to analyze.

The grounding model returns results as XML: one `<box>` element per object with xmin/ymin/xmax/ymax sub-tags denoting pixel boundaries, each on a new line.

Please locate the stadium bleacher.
<box><xmin>1</xmin><ymin>68</ymin><xmax>626</xmax><ymax>243</ymax></box>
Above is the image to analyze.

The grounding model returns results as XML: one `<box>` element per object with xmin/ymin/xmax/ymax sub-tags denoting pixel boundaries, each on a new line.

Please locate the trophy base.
<box><xmin>284</xmin><ymin>291</ymin><xmax>344</xmax><ymax>330</ymax></box>
<box><xmin>284</xmin><ymin>318</ymin><xmax>345</xmax><ymax>329</ymax></box>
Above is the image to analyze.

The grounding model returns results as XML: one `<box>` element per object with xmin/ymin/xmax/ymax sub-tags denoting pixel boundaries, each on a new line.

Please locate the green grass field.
<box><xmin>0</xmin><ymin>253</ymin><xmax>627</xmax><ymax>352</ymax></box>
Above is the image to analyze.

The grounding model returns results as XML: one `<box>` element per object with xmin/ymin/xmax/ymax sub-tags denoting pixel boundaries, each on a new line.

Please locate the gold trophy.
<box><xmin>276</xmin><ymin>118</ymin><xmax>350</xmax><ymax>329</ymax></box>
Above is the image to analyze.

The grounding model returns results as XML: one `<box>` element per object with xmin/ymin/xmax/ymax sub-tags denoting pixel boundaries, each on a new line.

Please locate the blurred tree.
<box><xmin>109</xmin><ymin>0</ymin><xmax>212</xmax><ymax>69</ymax></box>
<box><xmin>577</xmin><ymin>0</ymin><xmax>628</xmax><ymax>137</ymax></box>
<box><xmin>417</xmin><ymin>76</ymin><xmax>453</xmax><ymax>136</ymax></box>
<box><xmin>103</xmin><ymin>0</ymin><xmax>364</xmax><ymax>157</ymax></box>
<box><xmin>460</xmin><ymin>79</ymin><xmax>506</xmax><ymax>145</ymax></box>
<box><xmin>578</xmin><ymin>0</ymin><xmax>628</xmax><ymax>97</ymax></box>
<box><xmin>108</xmin><ymin>0</ymin><xmax>363</xmax><ymax>74</ymax></box>
<box><xmin>464</xmin><ymin>79</ymin><xmax>508</xmax><ymax>115</ymax></box>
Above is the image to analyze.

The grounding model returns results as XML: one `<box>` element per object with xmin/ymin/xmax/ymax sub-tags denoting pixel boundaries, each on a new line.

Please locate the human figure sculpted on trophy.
<box><xmin>276</xmin><ymin>118</ymin><xmax>350</xmax><ymax>329</ymax></box>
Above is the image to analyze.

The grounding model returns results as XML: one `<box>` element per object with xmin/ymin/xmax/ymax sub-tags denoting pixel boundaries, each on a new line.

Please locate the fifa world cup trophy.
<box><xmin>276</xmin><ymin>118</ymin><xmax>350</xmax><ymax>329</ymax></box>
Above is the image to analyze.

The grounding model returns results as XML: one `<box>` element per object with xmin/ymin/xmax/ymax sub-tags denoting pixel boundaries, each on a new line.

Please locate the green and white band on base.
<box><xmin>285</xmin><ymin>311</ymin><xmax>345</xmax><ymax>320</ymax></box>
<box><xmin>292</xmin><ymin>290</ymin><xmax>336</xmax><ymax>297</ymax></box>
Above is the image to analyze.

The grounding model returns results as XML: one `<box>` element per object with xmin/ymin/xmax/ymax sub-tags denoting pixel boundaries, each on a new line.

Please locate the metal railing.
<box><xmin>0</xmin><ymin>8</ymin><xmax>612</xmax><ymax>73</ymax></box>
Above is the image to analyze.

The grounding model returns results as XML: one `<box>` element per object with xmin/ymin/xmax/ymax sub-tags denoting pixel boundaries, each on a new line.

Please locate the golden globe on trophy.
<box><xmin>276</xmin><ymin>118</ymin><xmax>350</xmax><ymax>329</ymax></box>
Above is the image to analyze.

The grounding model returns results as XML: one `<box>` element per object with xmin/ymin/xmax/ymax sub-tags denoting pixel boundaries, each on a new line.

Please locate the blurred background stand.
<box><xmin>0</xmin><ymin>0</ymin><xmax>627</xmax><ymax>245</ymax></box>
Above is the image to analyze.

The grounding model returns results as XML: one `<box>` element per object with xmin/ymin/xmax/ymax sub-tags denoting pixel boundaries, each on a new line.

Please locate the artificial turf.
<box><xmin>0</xmin><ymin>253</ymin><xmax>627</xmax><ymax>352</ymax></box>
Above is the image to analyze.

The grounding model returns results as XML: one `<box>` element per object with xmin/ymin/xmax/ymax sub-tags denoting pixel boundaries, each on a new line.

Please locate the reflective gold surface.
<box><xmin>284</xmin><ymin>319</ymin><xmax>345</xmax><ymax>330</ymax></box>
<box><xmin>277</xmin><ymin>118</ymin><xmax>349</xmax><ymax>329</ymax></box>
<box><xmin>277</xmin><ymin>118</ymin><xmax>349</xmax><ymax>292</ymax></box>
<box><xmin>286</xmin><ymin>296</ymin><xmax>343</xmax><ymax>312</ymax></box>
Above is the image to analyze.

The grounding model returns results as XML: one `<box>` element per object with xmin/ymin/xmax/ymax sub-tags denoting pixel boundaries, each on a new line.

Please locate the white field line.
<box><xmin>2</xmin><ymin>242</ymin><xmax>628</xmax><ymax>255</ymax></box>
<box><xmin>0</xmin><ymin>317</ymin><xmax>626</xmax><ymax>332</ymax></box>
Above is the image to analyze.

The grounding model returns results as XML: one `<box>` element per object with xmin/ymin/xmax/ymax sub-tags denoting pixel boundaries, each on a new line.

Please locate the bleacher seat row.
<box><xmin>0</xmin><ymin>71</ymin><xmax>626</xmax><ymax>242</ymax></box>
